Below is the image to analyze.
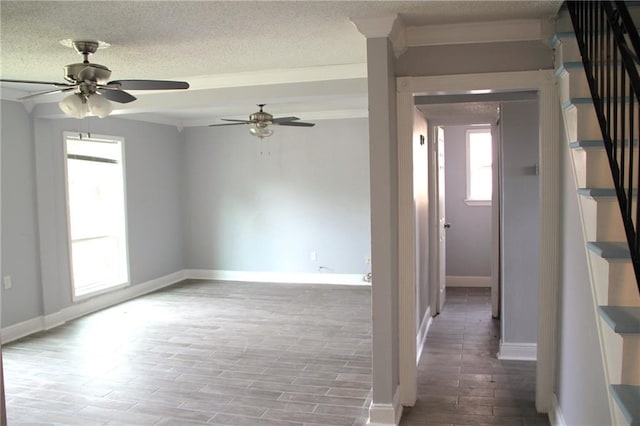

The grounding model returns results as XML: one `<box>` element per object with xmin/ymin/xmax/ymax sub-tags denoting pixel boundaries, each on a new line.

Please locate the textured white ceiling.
<box><xmin>0</xmin><ymin>1</ymin><xmax>562</xmax><ymax>126</ymax></box>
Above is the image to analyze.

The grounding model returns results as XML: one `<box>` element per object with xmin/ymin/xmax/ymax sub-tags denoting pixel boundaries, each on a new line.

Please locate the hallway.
<box><xmin>401</xmin><ymin>287</ymin><xmax>549</xmax><ymax>426</ymax></box>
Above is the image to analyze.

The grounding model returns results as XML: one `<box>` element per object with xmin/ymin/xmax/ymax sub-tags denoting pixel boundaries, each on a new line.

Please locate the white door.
<box><xmin>436</xmin><ymin>126</ymin><xmax>447</xmax><ymax>314</ymax></box>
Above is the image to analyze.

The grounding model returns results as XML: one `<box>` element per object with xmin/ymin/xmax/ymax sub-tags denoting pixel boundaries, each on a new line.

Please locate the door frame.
<box><xmin>426</xmin><ymin>124</ymin><xmax>442</xmax><ymax>317</ymax></box>
<box><xmin>396</xmin><ymin>70</ymin><xmax>559</xmax><ymax>412</ymax></box>
<box><xmin>491</xmin><ymin>120</ymin><xmax>502</xmax><ymax>319</ymax></box>
<box><xmin>435</xmin><ymin>125</ymin><xmax>446</xmax><ymax>314</ymax></box>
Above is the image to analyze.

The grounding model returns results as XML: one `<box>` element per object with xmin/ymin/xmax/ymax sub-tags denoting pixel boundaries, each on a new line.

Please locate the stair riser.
<box><xmin>565</xmin><ymin>102</ymin><xmax>640</xmax><ymax>143</ymax></box>
<box><xmin>555</xmin><ymin>36</ymin><xmax>582</xmax><ymax>65</ymax></box>
<box><xmin>601</xmin><ymin>325</ymin><xmax>640</xmax><ymax>385</ymax></box>
<box><xmin>572</xmin><ymin>148</ymin><xmax>615</xmax><ymax>188</ymax></box>
<box><xmin>622</xmin><ymin>336</ymin><xmax>640</xmax><ymax>385</ymax></box>
<box><xmin>589</xmin><ymin>255</ymin><xmax>640</xmax><ymax>307</ymax></box>
<box><xmin>572</xmin><ymin>149</ymin><xmax>640</xmax><ymax>192</ymax></box>
<box><xmin>558</xmin><ymin>68</ymin><xmax>591</xmax><ymax>102</ymax></box>
<box><xmin>555</xmin><ymin>13</ymin><xmax>573</xmax><ymax>34</ymax></box>
<box><xmin>564</xmin><ymin>103</ymin><xmax>603</xmax><ymax>142</ymax></box>
<box><xmin>581</xmin><ymin>197</ymin><xmax>626</xmax><ymax>241</ymax></box>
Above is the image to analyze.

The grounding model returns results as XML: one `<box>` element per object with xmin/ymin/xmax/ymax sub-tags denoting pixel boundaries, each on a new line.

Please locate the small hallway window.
<box><xmin>466</xmin><ymin>127</ymin><xmax>492</xmax><ymax>206</ymax></box>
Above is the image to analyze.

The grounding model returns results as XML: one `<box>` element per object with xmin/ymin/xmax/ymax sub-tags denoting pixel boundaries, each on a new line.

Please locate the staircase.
<box><xmin>555</xmin><ymin>2</ymin><xmax>640</xmax><ymax>425</ymax></box>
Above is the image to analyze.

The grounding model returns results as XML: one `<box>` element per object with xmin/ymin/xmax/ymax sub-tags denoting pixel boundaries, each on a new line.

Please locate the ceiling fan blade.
<box><xmin>272</xmin><ymin>116</ymin><xmax>300</xmax><ymax>123</ymax></box>
<box><xmin>1</xmin><ymin>78</ymin><xmax>75</xmax><ymax>88</ymax></box>
<box><xmin>99</xmin><ymin>88</ymin><xmax>137</xmax><ymax>103</ymax></box>
<box><xmin>108</xmin><ymin>80</ymin><xmax>189</xmax><ymax>90</ymax></box>
<box><xmin>274</xmin><ymin>121</ymin><xmax>315</xmax><ymax>127</ymax></box>
<box><xmin>17</xmin><ymin>86</ymin><xmax>77</xmax><ymax>101</ymax></box>
<box><xmin>208</xmin><ymin>122</ymin><xmax>249</xmax><ymax>127</ymax></box>
<box><xmin>221</xmin><ymin>119</ymin><xmax>252</xmax><ymax>123</ymax></box>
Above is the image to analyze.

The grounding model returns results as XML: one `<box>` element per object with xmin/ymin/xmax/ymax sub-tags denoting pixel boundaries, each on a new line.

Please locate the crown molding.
<box><xmin>185</xmin><ymin>63</ymin><xmax>367</xmax><ymax>90</ymax></box>
<box><xmin>350</xmin><ymin>15</ymin><xmax>407</xmax><ymax>58</ymax></box>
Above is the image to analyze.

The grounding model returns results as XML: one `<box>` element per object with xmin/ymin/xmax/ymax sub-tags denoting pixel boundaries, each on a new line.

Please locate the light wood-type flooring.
<box><xmin>3</xmin><ymin>281</ymin><xmax>547</xmax><ymax>425</ymax></box>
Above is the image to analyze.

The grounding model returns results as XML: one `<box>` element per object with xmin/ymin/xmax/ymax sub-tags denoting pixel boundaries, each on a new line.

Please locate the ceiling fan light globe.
<box><xmin>88</xmin><ymin>94</ymin><xmax>113</xmax><ymax>118</ymax></box>
<box><xmin>59</xmin><ymin>93</ymin><xmax>88</xmax><ymax>119</ymax></box>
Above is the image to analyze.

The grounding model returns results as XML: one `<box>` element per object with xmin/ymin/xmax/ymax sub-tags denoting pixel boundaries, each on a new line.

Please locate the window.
<box><xmin>64</xmin><ymin>133</ymin><xmax>129</xmax><ymax>299</ymax></box>
<box><xmin>466</xmin><ymin>127</ymin><xmax>492</xmax><ymax>205</ymax></box>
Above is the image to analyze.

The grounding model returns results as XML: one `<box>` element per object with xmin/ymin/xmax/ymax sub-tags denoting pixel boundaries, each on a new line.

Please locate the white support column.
<box><xmin>535</xmin><ymin>71</ymin><xmax>560</xmax><ymax>413</ymax></box>
<box><xmin>352</xmin><ymin>15</ymin><xmax>406</xmax><ymax>425</ymax></box>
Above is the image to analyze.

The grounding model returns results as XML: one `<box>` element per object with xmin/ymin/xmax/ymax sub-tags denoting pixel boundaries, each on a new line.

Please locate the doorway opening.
<box><xmin>419</xmin><ymin>96</ymin><xmax>541</xmax><ymax>358</ymax></box>
<box><xmin>396</xmin><ymin>70</ymin><xmax>559</xmax><ymax>413</ymax></box>
<box><xmin>419</xmin><ymin>105</ymin><xmax>500</xmax><ymax>320</ymax></box>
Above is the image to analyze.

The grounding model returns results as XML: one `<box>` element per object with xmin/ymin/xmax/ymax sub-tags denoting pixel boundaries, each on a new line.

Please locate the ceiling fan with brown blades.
<box><xmin>209</xmin><ymin>104</ymin><xmax>315</xmax><ymax>138</ymax></box>
<box><xmin>0</xmin><ymin>40</ymin><xmax>189</xmax><ymax>118</ymax></box>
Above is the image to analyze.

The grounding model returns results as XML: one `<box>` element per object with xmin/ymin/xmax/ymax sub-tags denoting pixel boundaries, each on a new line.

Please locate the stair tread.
<box><xmin>598</xmin><ymin>306</ymin><xmax>640</xmax><ymax>333</ymax></box>
<box><xmin>611</xmin><ymin>384</ymin><xmax>640</xmax><ymax>425</ymax></box>
<box><xmin>555</xmin><ymin>62</ymin><xmax>585</xmax><ymax>76</ymax></box>
<box><xmin>587</xmin><ymin>241</ymin><xmax>630</xmax><ymax>259</ymax></box>
<box><xmin>562</xmin><ymin>97</ymin><xmax>594</xmax><ymax>109</ymax></box>
<box><xmin>569</xmin><ymin>140</ymin><xmax>604</xmax><ymax>149</ymax></box>
<box><xmin>578</xmin><ymin>188</ymin><xmax>616</xmax><ymax>197</ymax></box>
<box><xmin>578</xmin><ymin>188</ymin><xmax>638</xmax><ymax>199</ymax></box>
<box><xmin>569</xmin><ymin>140</ymin><xmax>639</xmax><ymax>150</ymax></box>
<box><xmin>564</xmin><ymin>96</ymin><xmax>637</xmax><ymax>110</ymax></box>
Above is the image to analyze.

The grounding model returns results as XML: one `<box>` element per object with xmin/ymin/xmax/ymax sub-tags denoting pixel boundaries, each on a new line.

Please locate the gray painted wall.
<box><xmin>1</xmin><ymin>106</ymin><xmax>185</xmax><ymax>326</ymax></box>
<box><xmin>1</xmin><ymin>102</ymin><xmax>372</xmax><ymax>328</ymax></box>
<box><xmin>396</xmin><ymin>41</ymin><xmax>553</xmax><ymax>77</ymax></box>
<box><xmin>500</xmin><ymin>100</ymin><xmax>539</xmax><ymax>345</ymax></box>
<box><xmin>556</xmin><ymin>123</ymin><xmax>609</xmax><ymax>425</ymax></box>
<box><xmin>1</xmin><ymin>101</ymin><xmax>42</xmax><ymax>326</ymax></box>
<box><xmin>443</xmin><ymin>125</ymin><xmax>492</xmax><ymax>278</ymax></box>
<box><xmin>182</xmin><ymin>118</ymin><xmax>370</xmax><ymax>274</ymax></box>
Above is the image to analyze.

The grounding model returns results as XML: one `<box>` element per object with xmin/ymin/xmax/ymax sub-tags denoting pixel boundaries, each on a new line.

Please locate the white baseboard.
<box><xmin>0</xmin><ymin>316</ymin><xmax>45</xmax><ymax>344</ymax></box>
<box><xmin>416</xmin><ymin>306</ymin><xmax>432</xmax><ymax>365</ymax></box>
<box><xmin>497</xmin><ymin>341</ymin><xmax>537</xmax><ymax>361</ymax></box>
<box><xmin>186</xmin><ymin>269</ymin><xmax>368</xmax><ymax>286</ymax></box>
<box><xmin>446</xmin><ymin>275</ymin><xmax>491</xmax><ymax>287</ymax></box>
<box><xmin>549</xmin><ymin>393</ymin><xmax>567</xmax><ymax>426</ymax></box>
<box><xmin>368</xmin><ymin>386</ymin><xmax>403</xmax><ymax>426</ymax></box>
<box><xmin>1</xmin><ymin>270</ymin><xmax>187</xmax><ymax>344</ymax></box>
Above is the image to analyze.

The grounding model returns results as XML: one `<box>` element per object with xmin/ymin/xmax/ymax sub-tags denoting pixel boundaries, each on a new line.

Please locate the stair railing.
<box><xmin>567</xmin><ymin>0</ymin><xmax>640</xmax><ymax>294</ymax></box>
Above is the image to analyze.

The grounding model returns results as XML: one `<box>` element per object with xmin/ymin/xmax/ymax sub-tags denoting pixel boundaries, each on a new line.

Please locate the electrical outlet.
<box><xmin>310</xmin><ymin>251</ymin><xmax>317</xmax><ymax>262</ymax></box>
<box><xmin>3</xmin><ymin>275</ymin><xmax>12</xmax><ymax>289</ymax></box>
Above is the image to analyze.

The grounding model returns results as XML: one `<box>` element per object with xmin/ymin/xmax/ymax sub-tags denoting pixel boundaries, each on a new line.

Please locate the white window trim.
<box><xmin>465</xmin><ymin>126</ymin><xmax>492</xmax><ymax>206</ymax></box>
<box><xmin>464</xmin><ymin>198</ymin><xmax>491</xmax><ymax>207</ymax></box>
<box><xmin>63</xmin><ymin>131</ymin><xmax>131</xmax><ymax>301</ymax></box>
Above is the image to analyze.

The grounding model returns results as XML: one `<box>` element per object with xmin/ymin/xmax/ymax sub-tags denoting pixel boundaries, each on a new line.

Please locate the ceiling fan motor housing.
<box><xmin>64</xmin><ymin>63</ymin><xmax>112</xmax><ymax>84</ymax></box>
<box><xmin>250</xmin><ymin>111</ymin><xmax>273</xmax><ymax>127</ymax></box>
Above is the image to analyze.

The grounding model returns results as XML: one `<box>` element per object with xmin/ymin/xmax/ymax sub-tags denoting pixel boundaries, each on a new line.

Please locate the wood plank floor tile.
<box><xmin>3</xmin><ymin>282</ymin><xmax>546</xmax><ymax>425</ymax></box>
<box><xmin>402</xmin><ymin>287</ymin><xmax>549</xmax><ymax>426</ymax></box>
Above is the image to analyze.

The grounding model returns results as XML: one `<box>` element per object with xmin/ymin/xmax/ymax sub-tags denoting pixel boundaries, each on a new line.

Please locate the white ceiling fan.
<box><xmin>209</xmin><ymin>104</ymin><xmax>315</xmax><ymax>138</ymax></box>
<box><xmin>1</xmin><ymin>40</ymin><xmax>189</xmax><ymax>119</ymax></box>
